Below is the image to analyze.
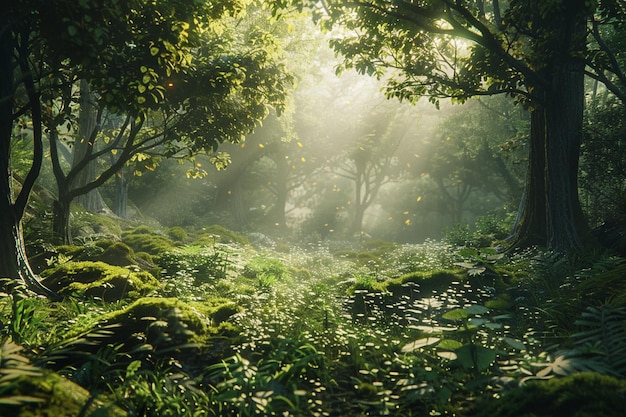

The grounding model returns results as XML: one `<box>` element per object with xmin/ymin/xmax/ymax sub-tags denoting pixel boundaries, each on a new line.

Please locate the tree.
<box><xmin>0</xmin><ymin>0</ymin><xmax>285</xmax><ymax>293</ymax></box>
<box><xmin>423</xmin><ymin>97</ymin><xmax>527</xmax><ymax>223</ymax></box>
<box><xmin>275</xmin><ymin>0</ymin><xmax>626</xmax><ymax>251</ymax></box>
<box><xmin>46</xmin><ymin>6</ymin><xmax>292</xmax><ymax>244</ymax></box>
<box><xmin>328</xmin><ymin>104</ymin><xmax>405</xmax><ymax>235</ymax></box>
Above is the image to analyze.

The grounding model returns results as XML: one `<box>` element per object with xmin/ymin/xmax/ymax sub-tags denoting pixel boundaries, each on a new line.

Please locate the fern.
<box><xmin>572</xmin><ymin>304</ymin><xmax>626</xmax><ymax>377</ymax></box>
<box><xmin>0</xmin><ymin>342</ymin><xmax>45</xmax><ymax>406</ymax></box>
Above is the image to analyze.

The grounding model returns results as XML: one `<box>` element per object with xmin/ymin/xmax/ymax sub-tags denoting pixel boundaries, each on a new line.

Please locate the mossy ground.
<box><xmin>40</xmin><ymin>261</ymin><xmax>161</xmax><ymax>301</ymax></box>
<box><xmin>0</xmin><ymin>371</ymin><xmax>126</xmax><ymax>417</ymax></box>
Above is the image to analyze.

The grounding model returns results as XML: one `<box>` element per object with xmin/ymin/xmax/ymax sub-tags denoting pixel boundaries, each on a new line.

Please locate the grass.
<box><xmin>2</xmin><ymin>232</ymin><xmax>626</xmax><ymax>416</ymax></box>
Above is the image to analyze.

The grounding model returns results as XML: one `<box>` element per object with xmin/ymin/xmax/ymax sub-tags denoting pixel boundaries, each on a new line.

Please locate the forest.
<box><xmin>1</xmin><ymin>0</ymin><xmax>626</xmax><ymax>416</ymax></box>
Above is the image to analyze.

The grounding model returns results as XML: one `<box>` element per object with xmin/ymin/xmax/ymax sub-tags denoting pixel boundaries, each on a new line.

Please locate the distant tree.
<box><xmin>275</xmin><ymin>0</ymin><xmax>626</xmax><ymax>251</ymax></box>
<box><xmin>581</xmin><ymin>98</ymin><xmax>626</xmax><ymax>225</ymax></box>
<box><xmin>329</xmin><ymin>105</ymin><xmax>406</xmax><ymax>235</ymax></box>
<box><xmin>423</xmin><ymin>97</ymin><xmax>527</xmax><ymax>223</ymax></box>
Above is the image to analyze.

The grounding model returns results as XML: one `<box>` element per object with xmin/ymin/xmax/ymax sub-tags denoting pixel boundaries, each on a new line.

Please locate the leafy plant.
<box><xmin>0</xmin><ymin>342</ymin><xmax>45</xmax><ymax>407</ymax></box>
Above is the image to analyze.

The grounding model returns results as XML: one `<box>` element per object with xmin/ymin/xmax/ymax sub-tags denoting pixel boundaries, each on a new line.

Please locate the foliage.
<box><xmin>242</xmin><ymin>256</ymin><xmax>290</xmax><ymax>289</ymax></box>
<box><xmin>202</xmin><ymin>340</ymin><xmax>324</xmax><ymax>416</ymax></box>
<box><xmin>445</xmin><ymin>212</ymin><xmax>516</xmax><ymax>248</ymax></box>
<box><xmin>158</xmin><ymin>244</ymin><xmax>232</xmax><ymax>284</ymax></box>
<box><xmin>198</xmin><ymin>225</ymin><xmax>250</xmax><ymax>246</ymax></box>
<box><xmin>468</xmin><ymin>372</ymin><xmax>626</xmax><ymax>417</ymax></box>
<box><xmin>6</xmin><ymin>227</ymin><xmax>626</xmax><ymax>416</ymax></box>
<box><xmin>0</xmin><ymin>342</ymin><xmax>45</xmax><ymax>409</ymax></box>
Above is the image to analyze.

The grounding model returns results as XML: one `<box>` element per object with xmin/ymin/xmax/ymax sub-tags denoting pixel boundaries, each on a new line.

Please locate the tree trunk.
<box><xmin>48</xmin><ymin>128</ymin><xmax>75</xmax><ymax>245</ymax></box>
<box><xmin>52</xmin><ymin>198</ymin><xmax>72</xmax><ymax>246</ymax></box>
<box><xmin>0</xmin><ymin>25</ymin><xmax>57</xmax><ymax>298</ymax></box>
<box><xmin>510</xmin><ymin>5</ymin><xmax>591</xmax><ymax>252</ymax></box>
<box><xmin>113</xmin><ymin>171</ymin><xmax>128</xmax><ymax>219</ymax></box>
<box><xmin>73</xmin><ymin>80</ymin><xmax>109</xmax><ymax>213</ymax></box>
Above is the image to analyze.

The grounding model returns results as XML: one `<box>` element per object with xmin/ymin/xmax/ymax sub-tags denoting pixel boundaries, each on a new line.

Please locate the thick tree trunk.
<box><xmin>509</xmin><ymin>109</ymin><xmax>549</xmax><ymax>248</ymax></box>
<box><xmin>544</xmin><ymin>60</ymin><xmax>590</xmax><ymax>250</ymax></box>
<box><xmin>510</xmin><ymin>5</ymin><xmax>591</xmax><ymax>252</ymax></box>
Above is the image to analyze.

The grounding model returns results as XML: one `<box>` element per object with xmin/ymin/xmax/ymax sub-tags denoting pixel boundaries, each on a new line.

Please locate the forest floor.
<box><xmin>2</xmin><ymin>224</ymin><xmax>626</xmax><ymax>416</ymax></box>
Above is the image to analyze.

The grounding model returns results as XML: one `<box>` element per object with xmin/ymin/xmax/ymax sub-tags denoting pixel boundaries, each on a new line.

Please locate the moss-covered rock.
<box><xmin>121</xmin><ymin>227</ymin><xmax>176</xmax><ymax>256</ymax></box>
<box><xmin>40</xmin><ymin>261</ymin><xmax>160</xmax><ymax>301</ymax></box>
<box><xmin>0</xmin><ymin>370</ymin><xmax>126</xmax><ymax>417</ymax></box>
<box><xmin>99</xmin><ymin>297</ymin><xmax>208</xmax><ymax>345</ymax></box>
<box><xmin>467</xmin><ymin>373</ymin><xmax>626</xmax><ymax>417</ymax></box>
<box><xmin>70</xmin><ymin>210</ymin><xmax>123</xmax><ymax>242</ymax></box>
<box><xmin>166</xmin><ymin>226</ymin><xmax>189</xmax><ymax>242</ymax></box>
<box><xmin>97</xmin><ymin>296</ymin><xmax>241</xmax><ymax>345</ymax></box>
<box><xmin>54</xmin><ymin>297</ymin><xmax>243</xmax><ymax>370</ymax></box>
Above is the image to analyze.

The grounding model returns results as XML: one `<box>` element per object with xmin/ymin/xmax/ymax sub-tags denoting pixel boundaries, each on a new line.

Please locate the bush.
<box><xmin>467</xmin><ymin>373</ymin><xmax>626</xmax><ymax>417</ymax></box>
<box><xmin>158</xmin><ymin>246</ymin><xmax>231</xmax><ymax>283</ymax></box>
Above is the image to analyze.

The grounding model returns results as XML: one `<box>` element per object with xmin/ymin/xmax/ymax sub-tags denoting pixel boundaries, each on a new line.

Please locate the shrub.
<box><xmin>242</xmin><ymin>256</ymin><xmax>290</xmax><ymax>288</ymax></box>
<box><xmin>467</xmin><ymin>373</ymin><xmax>626</xmax><ymax>417</ymax></box>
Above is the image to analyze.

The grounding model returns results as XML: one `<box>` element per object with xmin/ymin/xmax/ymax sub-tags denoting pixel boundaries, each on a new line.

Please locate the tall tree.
<box><xmin>275</xmin><ymin>0</ymin><xmax>626</xmax><ymax>251</ymax></box>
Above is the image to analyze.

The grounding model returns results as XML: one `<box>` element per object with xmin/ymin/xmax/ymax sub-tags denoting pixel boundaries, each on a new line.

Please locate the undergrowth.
<box><xmin>1</xmin><ymin>232</ymin><xmax>625</xmax><ymax>416</ymax></box>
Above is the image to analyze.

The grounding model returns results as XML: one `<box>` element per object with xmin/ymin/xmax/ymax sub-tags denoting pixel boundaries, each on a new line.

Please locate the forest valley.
<box><xmin>2</xmin><ymin>1</ymin><xmax>626</xmax><ymax>416</ymax></box>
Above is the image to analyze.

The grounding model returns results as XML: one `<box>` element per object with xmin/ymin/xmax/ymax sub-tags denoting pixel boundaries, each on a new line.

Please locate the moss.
<box><xmin>70</xmin><ymin>210</ymin><xmax>123</xmax><ymax>241</ymax></box>
<box><xmin>121</xmin><ymin>229</ymin><xmax>175</xmax><ymax>256</ymax></box>
<box><xmin>386</xmin><ymin>270</ymin><xmax>464</xmax><ymax>295</ymax></box>
<box><xmin>362</xmin><ymin>239</ymin><xmax>398</xmax><ymax>254</ymax></box>
<box><xmin>192</xmin><ymin>298</ymin><xmax>243</xmax><ymax>325</ymax></box>
<box><xmin>468</xmin><ymin>373</ymin><xmax>626</xmax><ymax>417</ymax></box>
<box><xmin>101</xmin><ymin>297</ymin><xmax>208</xmax><ymax>337</ymax></box>
<box><xmin>166</xmin><ymin>226</ymin><xmax>189</xmax><ymax>242</ymax></box>
<box><xmin>333</xmin><ymin>250</ymin><xmax>381</xmax><ymax>265</ymax></box>
<box><xmin>92</xmin><ymin>241</ymin><xmax>151</xmax><ymax>268</ymax></box>
<box><xmin>101</xmin><ymin>296</ymin><xmax>241</xmax><ymax>339</ymax></box>
<box><xmin>40</xmin><ymin>261</ymin><xmax>160</xmax><ymax>302</ymax></box>
<box><xmin>1</xmin><ymin>371</ymin><xmax>126</xmax><ymax>417</ymax></box>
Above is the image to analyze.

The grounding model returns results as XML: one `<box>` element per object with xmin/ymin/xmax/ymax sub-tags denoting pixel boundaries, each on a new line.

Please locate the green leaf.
<box><xmin>459</xmin><ymin>248</ymin><xmax>479</xmax><ymax>257</ymax></box>
<box><xmin>455</xmin><ymin>344</ymin><xmax>497</xmax><ymax>371</ymax></box>
<box><xmin>442</xmin><ymin>309</ymin><xmax>468</xmax><ymax>320</ymax></box>
<box><xmin>401</xmin><ymin>337</ymin><xmax>441</xmax><ymax>353</ymax></box>
<box><xmin>503</xmin><ymin>337</ymin><xmax>526</xmax><ymax>351</ymax></box>
<box><xmin>437</xmin><ymin>339</ymin><xmax>463</xmax><ymax>350</ymax></box>
<box><xmin>464</xmin><ymin>305</ymin><xmax>489</xmax><ymax>315</ymax></box>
